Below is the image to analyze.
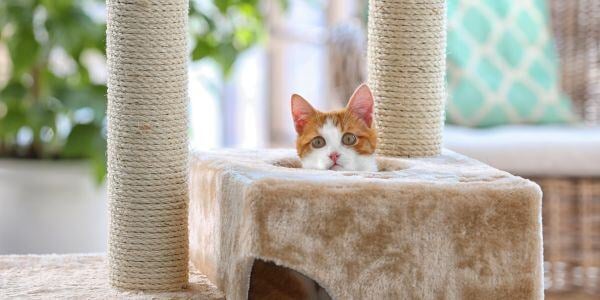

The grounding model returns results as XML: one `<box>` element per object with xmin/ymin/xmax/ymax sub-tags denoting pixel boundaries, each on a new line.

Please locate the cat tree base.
<box><xmin>189</xmin><ymin>149</ymin><xmax>543</xmax><ymax>299</ymax></box>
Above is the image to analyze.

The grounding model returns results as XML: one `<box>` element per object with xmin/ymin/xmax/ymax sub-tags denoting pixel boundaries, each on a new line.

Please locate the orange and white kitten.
<box><xmin>247</xmin><ymin>85</ymin><xmax>376</xmax><ymax>300</ymax></box>
<box><xmin>292</xmin><ymin>84</ymin><xmax>377</xmax><ymax>172</ymax></box>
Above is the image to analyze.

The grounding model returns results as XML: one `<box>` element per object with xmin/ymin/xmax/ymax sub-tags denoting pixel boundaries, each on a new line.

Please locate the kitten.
<box><xmin>247</xmin><ymin>85</ymin><xmax>376</xmax><ymax>300</ymax></box>
<box><xmin>292</xmin><ymin>83</ymin><xmax>377</xmax><ymax>172</ymax></box>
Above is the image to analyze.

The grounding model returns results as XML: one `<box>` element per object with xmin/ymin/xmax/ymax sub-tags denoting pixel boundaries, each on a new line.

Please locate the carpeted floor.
<box><xmin>0</xmin><ymin>254</ymin><xmax>224</xmax><ymax>299</ymax></box>
<box><xmin>1</xmin><ymin>254</ymin><xmax>596</xmax><ymax>299</ymax></box>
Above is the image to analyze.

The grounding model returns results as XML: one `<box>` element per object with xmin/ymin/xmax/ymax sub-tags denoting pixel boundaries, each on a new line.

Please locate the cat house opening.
<box><xmin>248</xmin><ymin>259</ymin><xmax>332</xmax><ymax>300</ymax></box>
<box><xmin>270</xmin><ymin>156</ymin><xmax>409</xmax><ymax>172</ymax></box>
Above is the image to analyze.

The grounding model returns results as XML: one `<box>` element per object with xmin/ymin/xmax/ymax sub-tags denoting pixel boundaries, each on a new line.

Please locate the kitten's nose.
<box><xmin>329</xmin><ymin>152</ymin><xmax>340</xmax><ymax>163</ymax></box>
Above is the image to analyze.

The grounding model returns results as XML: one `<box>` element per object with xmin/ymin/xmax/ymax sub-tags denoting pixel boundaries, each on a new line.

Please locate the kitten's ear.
<box><xmin>347</xmin><ymin>84</ymin><xmax>374</xmax><ymax>127</ymax></box>
<box><xmin>291</xmin><ymin>94</ymin><xmax>316</xmax><ymax>134</ymax></box>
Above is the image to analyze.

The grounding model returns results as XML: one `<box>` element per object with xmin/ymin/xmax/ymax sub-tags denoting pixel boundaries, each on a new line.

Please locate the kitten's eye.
<box><xmin>342</xmin><ymin>133</ymin><xmax>357</xmax><ymax>145</ymax></box>
<box><xmin>311</xmin><ymin>136</ymin><xmax>326</xmax><ymax>149</ymax></box>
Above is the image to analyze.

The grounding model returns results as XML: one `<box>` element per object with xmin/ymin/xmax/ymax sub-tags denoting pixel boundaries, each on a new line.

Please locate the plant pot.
<box><xmin>0</xmin><ymin>159</ymin><xmax>107</xmax><ymax>254</ymax></box>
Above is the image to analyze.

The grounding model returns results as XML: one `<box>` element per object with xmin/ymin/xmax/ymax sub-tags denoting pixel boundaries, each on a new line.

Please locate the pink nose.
<box><xmin>329</xmin><ymin>152</ymin><xmax>340</xmax><ymax>163</ymax></box>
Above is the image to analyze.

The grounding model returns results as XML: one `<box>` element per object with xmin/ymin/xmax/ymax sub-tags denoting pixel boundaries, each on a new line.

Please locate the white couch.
<box><xmin>444</xmin><ymin>125</ymin><xmax>600</xmax><ymax>177</ymax></box>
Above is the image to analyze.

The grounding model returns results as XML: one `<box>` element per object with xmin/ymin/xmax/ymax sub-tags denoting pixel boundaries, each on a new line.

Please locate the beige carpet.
<box><xmin>0</xmin><ymin>254</ymin><xmax>224</xmax><ymax>299</ymax></box>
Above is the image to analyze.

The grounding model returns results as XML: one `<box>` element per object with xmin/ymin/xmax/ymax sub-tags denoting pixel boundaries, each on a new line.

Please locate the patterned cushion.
<box><xmin>446</xmin><ymin>0</ymin><xmax>576</xmax><ymax>127</ymax></box>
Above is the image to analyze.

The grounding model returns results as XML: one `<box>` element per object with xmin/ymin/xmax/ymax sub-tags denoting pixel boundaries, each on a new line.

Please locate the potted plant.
<box><xmin>0</xmin><ymin>0</ymin><xmax>276</xmax><ymax>254</ymax></box>
<box><xmin>0</xmin><ymin>0</ymin><xmax>108</xmax><ymax>254</ymax></box>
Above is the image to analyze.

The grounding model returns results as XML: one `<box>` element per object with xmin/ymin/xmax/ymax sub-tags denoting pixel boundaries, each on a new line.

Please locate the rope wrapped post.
<box><xmin>106</xmin><ymin>0</ymin><xmax>189</xmax><ymax>291</ymax></box>
<box><xmin>367</xmin><ymin>0</ymin><xmax>447</xmax><ymax>157</ymax></box>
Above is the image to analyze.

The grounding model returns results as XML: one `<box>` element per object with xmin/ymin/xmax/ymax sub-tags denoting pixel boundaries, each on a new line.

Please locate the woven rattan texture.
<box><xmin>550</xmin><ymin>0</ymin><xmax>600</xmax><ymax>124</ymax></box>
<box><xmin>537</xmin><ymin>178</ymin><xmax>600</xmax><ymax>294</ymax></box>
<box><xmin>542</xmin><ymin>2</ymin><xmax>600</xmax><ymax>294</ymax></box>
<box><xmin>106</xmin><ymin>0</ymin><xmax>189</xmax><ymax>291</ymax></box>
<box><xmin>367</xmin><ymin>0</ymin><xmax>447</xmax><ymax>157</ymax></box>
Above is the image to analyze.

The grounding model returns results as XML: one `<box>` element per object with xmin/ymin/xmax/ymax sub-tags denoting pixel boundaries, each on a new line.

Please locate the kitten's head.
<box><xmin>291</xmin><ymin>84</ymin><xmax>377</xmax><ymax>171</ymax></box>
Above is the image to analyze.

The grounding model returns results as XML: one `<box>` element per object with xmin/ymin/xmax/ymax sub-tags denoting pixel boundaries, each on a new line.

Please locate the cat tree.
<box><xmin>106</xmin><ymin>0</ymin><xmax>189</xmax><ymax>291</ymax></box>
<box><xmin>368</xmin><ymin>0</ymin><xmax>445</xmax><ymax>157</ymax></box>
<box><xmin>107</xmin><ymin>0</ymin><xmax>543</xmax><ymax>299</ymax></box>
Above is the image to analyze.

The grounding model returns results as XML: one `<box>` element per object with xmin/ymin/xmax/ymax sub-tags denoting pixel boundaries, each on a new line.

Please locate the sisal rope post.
<box><xmin>367</xmin><ymin>0</ymin><xmax>447</xmax><ymax>157</ymax></box>
<box><xmin>106</xmin><ymin>0</ymin><xmax>189</xmax><ymax>291</ymax></box>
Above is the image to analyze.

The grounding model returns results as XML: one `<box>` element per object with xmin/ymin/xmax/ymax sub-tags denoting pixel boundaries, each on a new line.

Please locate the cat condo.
<box><xmin>106</xmin><ymin>0</ymin><xmax>543</xmax><ymax>299</ymax></box>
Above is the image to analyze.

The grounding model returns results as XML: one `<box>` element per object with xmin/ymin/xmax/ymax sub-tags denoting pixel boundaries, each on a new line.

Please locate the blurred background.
<box><xmin>0</xmin><ymin>0</ymin><xmax>598</xmax><ymax>297</ymax></box>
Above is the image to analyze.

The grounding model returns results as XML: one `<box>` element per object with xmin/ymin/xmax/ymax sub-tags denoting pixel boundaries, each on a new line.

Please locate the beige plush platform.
<box><xmin>189</xmin><ymin>149</ymin><xmax>543</xmax><ymax>300</ymax></box>
<box><xmin>0</xmin><ymin>254</ymin><xmax>224</xmax><ymax>299</ymax></box>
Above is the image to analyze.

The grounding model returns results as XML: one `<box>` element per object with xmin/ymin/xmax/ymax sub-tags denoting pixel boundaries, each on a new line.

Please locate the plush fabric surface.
<box><xmin>0</xmin><ymin>254</ymin><xmax>224</xmax><ymax>299</ymax></box>
<box><xmin>189</xmin><ymin>149</ymin><xmax>543</xmax><ymax>299</ymax></box>
<box><xmin>446</xmin><ymin>0</ymin><xmax>575</xmax><ymax>127</ymax></box>
<box><xmin>444</xmin><ymin>125</ymin><xmax>600</xmax><ymax>177</ymax></box>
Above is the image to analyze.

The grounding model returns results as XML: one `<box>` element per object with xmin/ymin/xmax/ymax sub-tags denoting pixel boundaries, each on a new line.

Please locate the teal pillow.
<box><xmin>446</xmin><ymin>0</ymin><xmax>576</xmax><ymax>127</ymax></box>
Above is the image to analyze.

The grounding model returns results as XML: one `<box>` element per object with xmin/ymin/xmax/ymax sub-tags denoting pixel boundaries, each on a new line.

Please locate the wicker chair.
<box><xmin>550</xmin><ymin>0</ymin><xmax>600</xmax><ymax>125</ymax></box>
<box><xmin>540</xmin><ymin>0</ymin><xmax>600</xmax><ymax>294</ymax></box>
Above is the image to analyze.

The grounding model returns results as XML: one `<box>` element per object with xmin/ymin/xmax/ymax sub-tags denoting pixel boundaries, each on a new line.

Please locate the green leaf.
<box><xmin>191</xmin><ymin>38</ymin><xmax>216</xmax><ymax>61</ymax></box>
<box><xmin>6</xmin><ymin>25</ymin><xmax>40</xmax><ymax>76</ymax></box>
<box><xmin>89</xmin><ymin>147</ymin><xmax>106</xmax><ymax>184</ymax></box>
<box><xmin>0</xmin><ymin>98</ymin><xmax>27</xmax><ymax>136</ymax></box>
<box><xmin>62</xmin><ymin>123</ymin><xmax>100</xmax><ymax>158</ymax></box>
<box><xmin>62</xmin><ymin>122</ymin><xmax>106</xmax><ymax>182</ymax></box>
<box><xmin>214</xmin><ymin>0</ymin><xmax>231</xmax><ymax>14</ymax></box>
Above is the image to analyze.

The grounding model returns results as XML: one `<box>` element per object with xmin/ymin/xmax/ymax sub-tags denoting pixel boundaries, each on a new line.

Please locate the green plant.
<box><xmin>190</xmin><ymin>0</ymin><xmax>277</xmax><ymax>76</ymax></box>
<box><xmin>0</xmin><ymin>0</ymin><xmax>107</xmax><ymax>181</ymax></box>
<box><xmin>0</xmin><ymin>0</ymin><xmax>280</xmax><ymax>182</ymax></box>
